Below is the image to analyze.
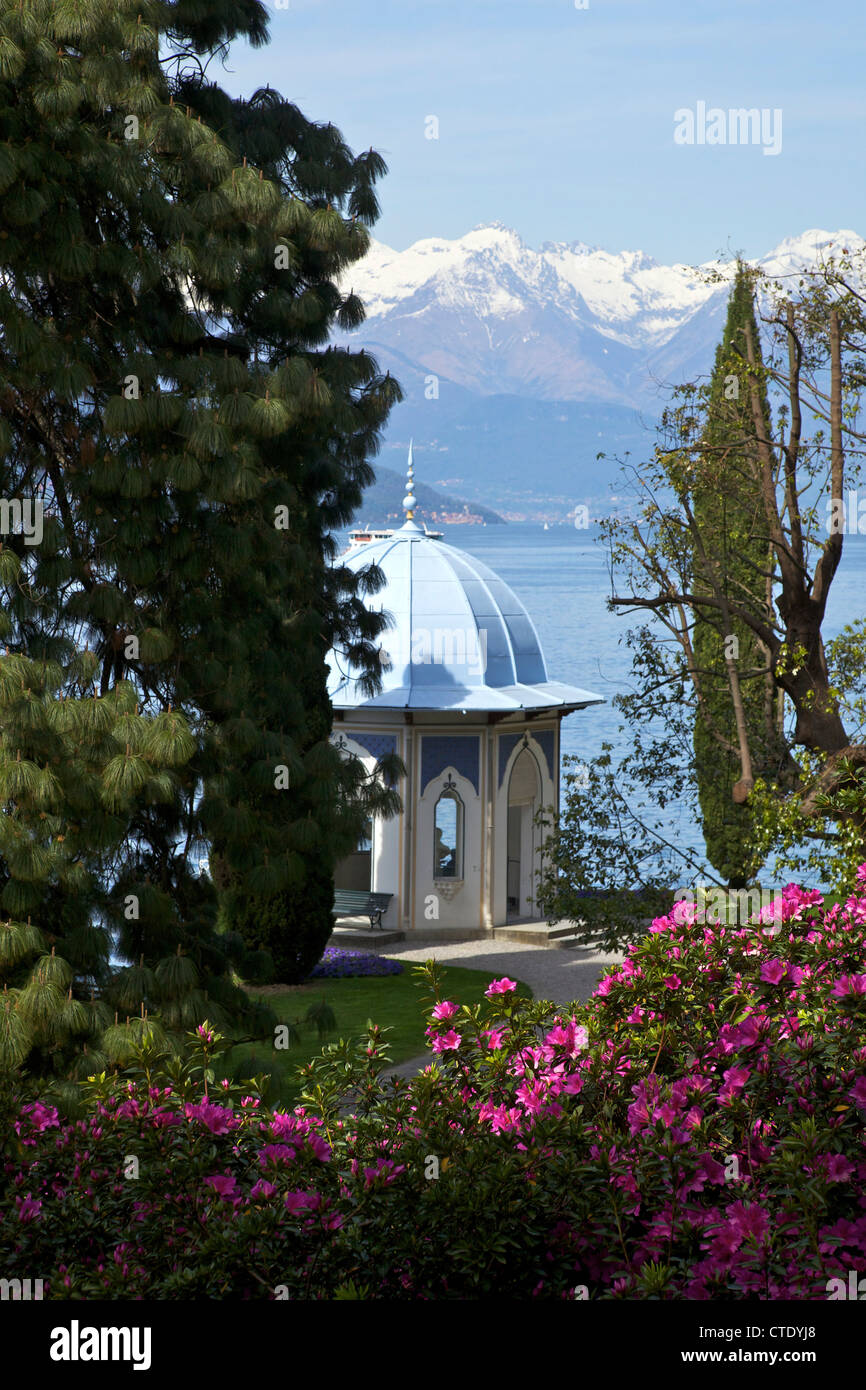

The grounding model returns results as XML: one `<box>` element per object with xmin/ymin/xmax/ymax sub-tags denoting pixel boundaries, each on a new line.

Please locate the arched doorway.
<box><xmin>506</xmin><ymin>747</ymin><xmax>541</xmax><ymax>920</ymax></box>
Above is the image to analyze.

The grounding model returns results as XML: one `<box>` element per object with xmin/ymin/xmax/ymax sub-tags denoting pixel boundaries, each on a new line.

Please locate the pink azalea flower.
<box><xmin>362</xmin><ymin>1158</ymin><xmax>406</xmax><ymax>1189</ymax></box>
<box><xmin>757</xmin><ymin>899</ymin><xmax>782</xmax><ymax>924</ymax></box>
<box><xmin>561</xmin><ymin>1073</ymin><xmax>584</xmax><ymax>1095</ymax></box>
<box><xmin>15</xmin><ymin>1101</ymin><xmax>59</xmax><ymax>1135</ymax></box>
<box><xmin>707</xmin><ymin>1222</ymin><xmax>743</xmax><ymax>1259</ymax></box>
<box><xmin>184</xmin><ymin>1100</ymin><xmax>239</xmax><ymax>1135</ymax></box>
<box><xmin>115</xmin><ymin>1099</ymin><xmax>143</xmax><ymax>1119</ymax></box>
<box><xmin>307</xmin><ymin>1134</ymin><xmax>332</xmax><ymax>1163</ymax></box>
<box><xmin>486</xmin><ymin>1104</ymin><xmax>522</xmax><ymax>1134</ymax></box>
<box><xmin>758</xmin><ymin>884</ymin><xmax>823</xmax><ymax>926</ymax></box>
<box><xmin>203</xmin><ymin>1174</ymin><xmax>238</xmax><ymax>1200</ymax></box>
<box><xmin>717</xmin><ymin>1014</ymin><xmax>763</xmax><ymax>1052</ymax></box>
<box><xmin>250</xmin><ymin>1179</ymin><xmax>277</xmax><ymax>1201</ymax></box>
<box><xmin>818</xmin><ymin>1216</ymin><xmax>865</xmax><ymax>1252</ymax></box>
<box><xmin>431</xmin><ymin>1000</ymin><xmax>459</xmax><ymax>1020</ymax></box>
<box><xmin>671</xmin><ymin>899</ymin><xmax>699</xmax><ymax>926</ymax></box>
<box><xmin>823</xmin><ymin>1154</ymin><xmax>855</xmax><ymax>1182</ymax></box>
<box><xmin>544</xmin><ymin>1023</ymin><xmax>573</xmax><ymax>1047</ymax></box>
<box><xmin>270</xmin><ymin>1112</ymin><xmax>308</xmax><ymax>1139</ymax></box>
<box><xmin>760</xmin><ymin>959</ymin><xmax>787</xmax><ymax>984</ymax></box>
<box><xmin>284</xmin><ymin>1189</ymin><xmax>320</xmax><ymax>1214</ymax></box>
<box><xmin>543</xmin><ymin>1020</ymin><xmax>589</xmax><ymax>1054</ymax></box>
<box><xmin>687</xmin><ymin>1156</ymin><xmax>728</xmax><ymax>1191</ymax></box>
<box><xmin>723</xmin><ymin>1065</ymin><xmax>751</xmax><ymax>1088</ymax></box>
<box><xmin>832</xmin><ymin>973</ymin><xmax>866</xmax><ymax>998</ymax></box>
<box><xmin>728</xmin><ymin>1201</ymin><xmax>770</xmax><ymax>1242</ymax></box>
<box><xmin>848</xmin><ymin>1077</ymin><xmax>866</xmax><ymax>1108</ymax></box>
<box><xmin>258</xmin><ymin>1144</ymin><xmax>296</xmax><ymax>1167</ymax></box>
<box><xmin>485</xmin><ymin>977</ymin><xmax>518</xmax><ymax>997</ymax></box>
<box><xmin>627</xmin><ymin>1077</ymin><xmax>661</xmax><ymax>1134</ymax></box>
<box><xmin>663</xmin><ymin>974</ymin><xmax>682</xmax><ymax>990</ymax></box>
<box><xmin>843</xmin><ymin>896</ymin><xmax>866</xmax><ymax>923</ymax></box>
<box><xmin>516</xmin><ymin>1080</ymin><xmax>548</xmax><ymax>1115</ymax></box>
<box><xmin>719</xmin><ymin>1066</ymin><xmax>751</xmax><ymax>1104</ymax></box>
<box><xmin>431</xmin><ymin>1029</ymin><xmax>461</xmax><ymax>1052</ymax></box>
<box><xmin>15</xmin><ymin>1194</ymin><xmax>42</xmax><ymax>1222</ymax></box>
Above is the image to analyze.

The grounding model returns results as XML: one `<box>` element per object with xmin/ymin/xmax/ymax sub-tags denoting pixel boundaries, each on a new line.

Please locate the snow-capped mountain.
<box><xmin>336</xmin><ymin>225</ymin><xmax>863</xmax><ymax>517</ymax></box>
<box><xmin>339</xmin><ymin>225</ymin><xmax>863</xmax><ymax>407</ymax></box>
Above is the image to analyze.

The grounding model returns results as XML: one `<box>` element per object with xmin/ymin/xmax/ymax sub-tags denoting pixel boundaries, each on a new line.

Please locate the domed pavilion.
<box><xmin>326</xmin><ymin>456</ymin><xmax>604</xmax><ymax>936</ymax></box>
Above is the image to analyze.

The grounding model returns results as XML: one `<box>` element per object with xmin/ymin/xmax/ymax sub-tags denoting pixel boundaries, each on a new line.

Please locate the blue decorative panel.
<box><xmin>535</xmin><ymin>730</ymin><xmax>555</xmax><ymax>784</ymax></box>
<box><xmin>421</xmin><ymin>736</ymin><xmax>480</xmax><ymax>796</ymax></box>
<box><xmin>335</xmin><ymin>731</ymin><xmax>398</xmax><ymax>785</ymax></box>
<box><xmin>498</xmin><ymin>733</ymin><xmax>522</xmax><ymax>787</ymax></box>
<box><xmin>349</xmin><ymin>732</ymin><xmax>397</xmax><ymax>765</ymax></box>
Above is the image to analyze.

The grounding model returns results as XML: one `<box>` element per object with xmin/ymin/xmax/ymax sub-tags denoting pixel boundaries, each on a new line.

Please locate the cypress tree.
<box><xmin>691</xmin><ymin>265</ymin><xmax>782</xmax><ymax>886</ymax></box>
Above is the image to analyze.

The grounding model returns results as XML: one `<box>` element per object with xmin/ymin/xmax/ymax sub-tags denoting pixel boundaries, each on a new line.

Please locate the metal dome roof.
<box><xmin>326</xmin><ymin>519</ymin><xmax>605</xmax><ymax>714</ymax></box>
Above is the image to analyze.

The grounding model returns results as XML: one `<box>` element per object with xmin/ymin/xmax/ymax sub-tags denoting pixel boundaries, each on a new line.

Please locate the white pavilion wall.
<box><xmin>331</xmin><ymin>727</ymin><xmax>404</xmax><ymax>929</ymax></box>
<box><xmin>415</xmin><ymin>762</ymin><xmax>483</xmax><ymax>931</ymax></box>
<box><xmin>333</xmin><ymin>720</ymin><xmax>561</xmax><ymax>933</ymax></box>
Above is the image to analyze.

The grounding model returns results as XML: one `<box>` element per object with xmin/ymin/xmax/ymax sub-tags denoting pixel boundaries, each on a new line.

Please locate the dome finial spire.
<box><xmin>403</xmin><ymin>438</ymin><xmax>416</xmax><ymax>520</ymax></box>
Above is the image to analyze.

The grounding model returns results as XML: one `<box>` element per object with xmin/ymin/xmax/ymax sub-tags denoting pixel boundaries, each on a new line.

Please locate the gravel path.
<box><xmin>379</xmin><ymin>935</ymin><xmax>624</xmax><ymax>1081</ymax></box>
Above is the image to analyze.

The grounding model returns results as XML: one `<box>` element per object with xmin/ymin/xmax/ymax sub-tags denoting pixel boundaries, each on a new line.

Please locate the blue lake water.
<box><xmin>349</xmin><ymin>522</ymin><xmax>866</xmax><ymax>884</ymax></box>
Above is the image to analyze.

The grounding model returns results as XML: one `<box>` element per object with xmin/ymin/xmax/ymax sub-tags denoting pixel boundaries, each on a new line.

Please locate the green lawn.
<box><xmin>224</xmin><ymin>962</ymin><xmax>533</xmax><ymax>1106</ymax></box>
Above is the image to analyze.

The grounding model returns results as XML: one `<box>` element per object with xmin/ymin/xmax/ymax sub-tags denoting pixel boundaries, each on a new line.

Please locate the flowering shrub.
<box><xmin>2</xmin><ymin>875</ymin><xmax>866</xmax><ymax>1299</ymax></box>
<box><xmin>306</xmin><ymin>948</ymin><xmax>403</xmax><ymax>980</ymax></box>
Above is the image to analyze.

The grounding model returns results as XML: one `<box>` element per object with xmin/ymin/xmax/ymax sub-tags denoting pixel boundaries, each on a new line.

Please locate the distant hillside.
<box><xmin>352</xmin><ymin>464</ymin><xmax>505</xmax><ymax>526</ymax></box>
<box><xmin>368</xmin><ymin>386</ymin><xmax>650</xmax><ymax>519</ymax></box>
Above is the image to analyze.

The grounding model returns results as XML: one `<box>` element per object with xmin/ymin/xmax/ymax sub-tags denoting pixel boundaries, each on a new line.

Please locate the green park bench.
<box><xmin>332</xmin><ymin>888</ymin><xmax>394</xmax><ymax>932</ymax></box>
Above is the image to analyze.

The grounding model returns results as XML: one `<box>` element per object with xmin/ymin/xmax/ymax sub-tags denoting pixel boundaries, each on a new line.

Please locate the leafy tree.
<box><xmin>539</xmin><ymin>249</ymin><xmax>866</xmax><ymax>942</ymax></box>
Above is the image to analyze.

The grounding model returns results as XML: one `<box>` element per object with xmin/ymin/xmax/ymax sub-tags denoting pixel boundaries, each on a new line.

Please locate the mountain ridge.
<box><xmin>338</xmin><ymin>226</ymin><xmax>863</xmax><ymax>516</ymax></box>
<box><xmin>339</xmin><ymin>225</ymin><xmax>862</xmax><ymax>404</ymax></box>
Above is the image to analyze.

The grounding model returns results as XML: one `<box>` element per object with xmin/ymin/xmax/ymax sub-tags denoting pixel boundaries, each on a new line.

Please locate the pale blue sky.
<box><xmin>220</xmin><ymin>0</ymin><xmax>865</xmax><ymax>263</ymax></box>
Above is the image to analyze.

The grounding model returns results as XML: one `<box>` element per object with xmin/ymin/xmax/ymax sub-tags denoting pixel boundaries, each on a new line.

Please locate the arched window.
<box><xmin>434</xmin><ymin>787</ymin><xmax>463</xmax><ymax>879</ymax></box>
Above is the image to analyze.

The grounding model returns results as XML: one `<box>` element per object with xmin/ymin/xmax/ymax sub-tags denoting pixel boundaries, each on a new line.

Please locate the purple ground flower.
<box><xmin>306</xmin><ymin>948</ymin><xmax>403</xmax><ymax>980</ymax></box>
